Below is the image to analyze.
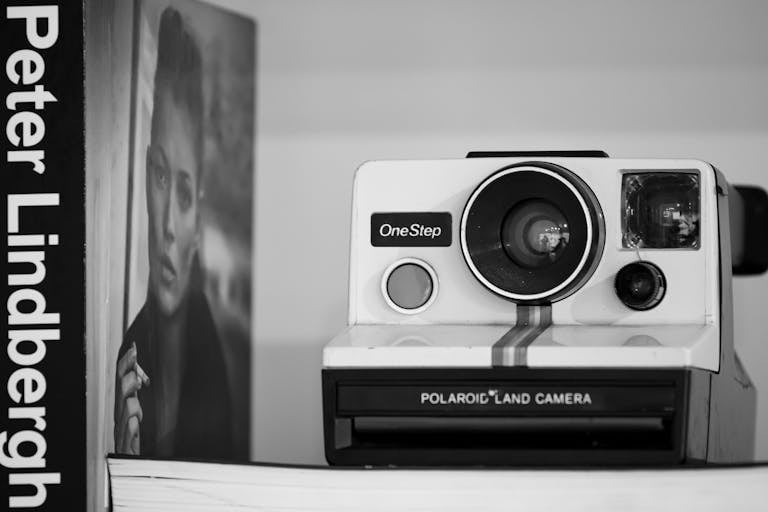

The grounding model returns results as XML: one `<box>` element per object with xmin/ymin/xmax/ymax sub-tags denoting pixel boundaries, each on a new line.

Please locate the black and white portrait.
<box><xmin>112</xmin><ymin>0</ymin><xmax>254</xmax><ymax>459</ymax></box>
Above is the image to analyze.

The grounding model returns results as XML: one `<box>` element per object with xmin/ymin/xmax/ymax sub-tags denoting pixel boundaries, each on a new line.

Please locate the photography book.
<box><xmin>2</xmin><ymin>1</ymin><xmax>255</xmax><ymax>511</ymax></box>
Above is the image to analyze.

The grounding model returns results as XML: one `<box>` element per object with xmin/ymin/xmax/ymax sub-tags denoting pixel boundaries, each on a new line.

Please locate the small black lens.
<box><xmin>501</xmin><ymin>199</ymin><xmax>570</xmax><ymax>269</ymax></box>
<box><xmin>628</xmin><ymin>274</ymin><xmax>653</xmax><ymax>300</ymax></box>
<box><xmin>615</xmin><ymin>261</ymin><xmax>666</xmax><ymax>311</ymax></box>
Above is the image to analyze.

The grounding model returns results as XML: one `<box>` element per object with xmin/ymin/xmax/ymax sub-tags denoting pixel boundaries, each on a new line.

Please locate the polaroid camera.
<box><xmin>322</xmin><ymin>151</ymin><xmax>768</xmax><ymax>466</ymax></box>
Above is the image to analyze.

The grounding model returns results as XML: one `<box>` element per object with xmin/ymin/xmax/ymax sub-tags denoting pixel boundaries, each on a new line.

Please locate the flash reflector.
<box><xmin>622</xmin><ymin>172</ymin><xmax>700</xmax><ymax>249</ymax></box>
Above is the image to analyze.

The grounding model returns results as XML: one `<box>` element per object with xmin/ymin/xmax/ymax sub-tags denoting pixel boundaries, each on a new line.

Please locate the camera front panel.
<box><xmin>348</xmin><ymin>157</ymin><xmax>718</xmax><ymax>328</ymax></box>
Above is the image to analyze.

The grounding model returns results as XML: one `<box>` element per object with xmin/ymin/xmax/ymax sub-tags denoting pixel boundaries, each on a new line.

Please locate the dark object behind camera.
<box><xmin>730</xmin><ymin>185</ymin><xmax>768</xmax><ymax>275</ymax></box>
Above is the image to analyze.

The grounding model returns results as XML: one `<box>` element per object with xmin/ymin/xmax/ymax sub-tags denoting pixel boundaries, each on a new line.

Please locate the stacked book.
<box><xmin>108</xmin><ymin>457</ymin><xmax>768</xmax><ymax>512</ymax></box>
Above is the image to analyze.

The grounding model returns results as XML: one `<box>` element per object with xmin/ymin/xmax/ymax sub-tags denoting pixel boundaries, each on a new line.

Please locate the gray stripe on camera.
<box><xmin>492</xmin><ymin>306</ymin><xmax>553</xmax><ymax>367</ymax></box>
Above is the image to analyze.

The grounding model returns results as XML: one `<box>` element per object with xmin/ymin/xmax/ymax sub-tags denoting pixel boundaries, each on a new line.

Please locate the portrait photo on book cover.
<box><xmin>112</xmin><ymin>0</ymin><xmax>255</xmax><ymax>460</ymax></box>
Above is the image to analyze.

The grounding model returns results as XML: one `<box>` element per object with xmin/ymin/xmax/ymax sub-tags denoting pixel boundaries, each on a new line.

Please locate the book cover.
<box><xmin>111</xmin><ymin>0</ymin><xmax>254</xmax><ymax>461</ymax></box>
<box><xmin>87</xmin><ymin>0</ymin><xmax>256</xmax><ymax>509</ymax></box>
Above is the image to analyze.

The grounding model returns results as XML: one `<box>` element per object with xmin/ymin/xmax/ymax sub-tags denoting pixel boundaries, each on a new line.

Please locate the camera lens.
<box><xmin>461</xmin><ymin>162</ymin><xmax>604</xmax><ymax>303</ymax></box>
<box><xmin>614</xmin><ymin>261</ymin><xmax>666</xmax><ymax>311</ymax></box>
<box><xmin>501</xmin><ymin>200</ymin><xmax>570</xmax><ymax>269</ymax></box>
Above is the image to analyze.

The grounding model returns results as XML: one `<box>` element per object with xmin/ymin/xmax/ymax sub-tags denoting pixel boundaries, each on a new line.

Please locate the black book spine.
<box><xmin>1</xmin><ymin>2</ymin><xmax>86</xmax><ymax>511</ymax></box>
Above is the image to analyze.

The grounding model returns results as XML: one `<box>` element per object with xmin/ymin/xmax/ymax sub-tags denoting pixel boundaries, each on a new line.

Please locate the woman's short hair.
<box><xmin>151</xmin><ymin>7</ymin><xmax>204</xmax><ymax>179</ymax></box>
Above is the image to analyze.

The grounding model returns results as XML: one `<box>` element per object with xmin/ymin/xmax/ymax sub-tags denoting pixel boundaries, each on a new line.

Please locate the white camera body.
<box><xmin>322</xmin><ymin>152</ymin><xmax>760</xmax><ymax>466</ymax></box>
<box><xmin>327</xmin><ymin>156</ymin><xmax>719</xmax><ymax>370</ymax></box>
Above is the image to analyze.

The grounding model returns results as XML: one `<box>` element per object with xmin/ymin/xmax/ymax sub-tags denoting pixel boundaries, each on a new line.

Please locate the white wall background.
<box><xmin>211</xmin><ymin>0</ymin><xmax>768</xmax><ymax>464</ymax></box>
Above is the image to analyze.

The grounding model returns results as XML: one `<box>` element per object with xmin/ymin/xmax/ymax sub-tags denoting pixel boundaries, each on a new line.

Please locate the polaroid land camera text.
<box><xmin>419</xmin><ymin>390</ymin><xmax>593</xmax><ymax>407</ymax></box>
<box><xmin>322</xmin><ymin>150</ymin><xmax>768</xmax><ymax>466</ymax></box>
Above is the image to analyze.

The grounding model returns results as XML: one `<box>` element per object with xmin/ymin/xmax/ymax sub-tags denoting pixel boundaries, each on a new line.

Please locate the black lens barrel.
<box><xmin>614</xmin><ymin>261</ymin><xmax>667</xmax><ymax>311</ymax></box>
<box><xmin>461</xmin><ymin>162</ymin><xmax>604</xmax><ymax>303</ymax></box>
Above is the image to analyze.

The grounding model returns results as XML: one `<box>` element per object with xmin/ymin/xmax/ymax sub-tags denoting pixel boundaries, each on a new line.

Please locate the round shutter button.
<box><xmin>381</xmin><ymin>258</ymin><xmax>438</xmax><ymax>314</ymax></box>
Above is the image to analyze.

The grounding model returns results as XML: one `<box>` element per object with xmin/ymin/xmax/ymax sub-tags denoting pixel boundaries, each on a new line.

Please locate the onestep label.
<box><xmin>371</xmin><ymin>212</ymin><xmax>452</xmax><ymax>247</ymax></box>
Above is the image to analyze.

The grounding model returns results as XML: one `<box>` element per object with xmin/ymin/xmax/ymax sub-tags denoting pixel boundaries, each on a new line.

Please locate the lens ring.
<box><xmin>460</xmin><ymin>162</ymin><xmax>604</xmax><ymax>303</ymax></box>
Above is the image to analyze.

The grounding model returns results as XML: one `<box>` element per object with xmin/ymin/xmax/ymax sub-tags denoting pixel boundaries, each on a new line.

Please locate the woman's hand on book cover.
<box><xmin>115</xmin><ymin>343</ymin><xmax>146</xmax><ymax>454</ymax></box>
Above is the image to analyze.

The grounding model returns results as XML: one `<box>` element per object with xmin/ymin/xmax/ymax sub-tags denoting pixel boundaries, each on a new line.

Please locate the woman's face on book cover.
<box><xmin>145</xmin><ymin>90</ymin><xmax>200</xmax><ymax>316</ymax></box>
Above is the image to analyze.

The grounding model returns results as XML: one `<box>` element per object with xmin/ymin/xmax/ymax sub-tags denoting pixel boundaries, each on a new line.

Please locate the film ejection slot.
<box><xmin>382</xmin><ymin>258</ymin><xmax>438</xmax><ymax>314</ymax></box>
